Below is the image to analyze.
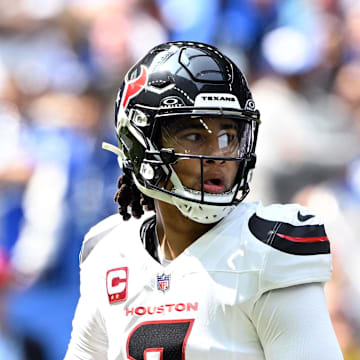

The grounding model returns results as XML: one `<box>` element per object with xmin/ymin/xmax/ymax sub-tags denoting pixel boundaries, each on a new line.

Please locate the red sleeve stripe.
<box><xmin>277</xmin><ymin>233</ymin><xmax>329</xmax><ymax>243</ymax></box>
<box><xmin>248</xmin><ymin>213</ymin><xmax>330</xmax><ymax>255</ymax></box>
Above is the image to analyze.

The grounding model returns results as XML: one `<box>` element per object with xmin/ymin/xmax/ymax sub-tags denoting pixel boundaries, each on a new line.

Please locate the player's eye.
<box><xmin>184</xmin><ymin>133</ymin><xmax>203</xmax><ymax>142</ymax></box>
<box><xmin>218</xmin><ymin>131</ymin><xmax>237</xmax><ymax>149</ymax></box>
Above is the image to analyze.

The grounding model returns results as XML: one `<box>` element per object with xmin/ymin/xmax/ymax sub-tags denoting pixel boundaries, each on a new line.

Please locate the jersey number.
<box><xmin>127</xmin><ymin>319</ymin><xmax>194</xmax><ymax>360</ymax></box>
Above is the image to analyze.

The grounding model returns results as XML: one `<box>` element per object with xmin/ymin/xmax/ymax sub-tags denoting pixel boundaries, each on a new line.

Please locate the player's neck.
<box><xmin>155</xmin><ymin>200</ymin><xmax>216</xmax><ymax>261</ymax></box>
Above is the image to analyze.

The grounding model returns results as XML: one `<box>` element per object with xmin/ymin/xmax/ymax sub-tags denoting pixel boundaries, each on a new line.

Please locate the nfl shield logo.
<box><xmin>157</xmin><ymin>273</ymin><xmax>170</xmax><ymax>293</ymax></box>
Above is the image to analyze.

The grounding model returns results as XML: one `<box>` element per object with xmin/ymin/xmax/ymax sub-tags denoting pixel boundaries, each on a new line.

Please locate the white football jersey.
<box><xmin>65</xmin><ymin>201</ymin><xmax>332</xmax><ymax>360</ymax></box>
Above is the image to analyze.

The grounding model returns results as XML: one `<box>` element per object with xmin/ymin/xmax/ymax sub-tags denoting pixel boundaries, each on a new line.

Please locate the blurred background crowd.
<box><xmin>0</xmin><ymin>0</ymin><xmax>359</xmax><ymax>358</ymax></box>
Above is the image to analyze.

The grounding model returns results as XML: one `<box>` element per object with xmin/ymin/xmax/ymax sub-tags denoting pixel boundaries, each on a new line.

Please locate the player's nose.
<box><xmin>204</xmin><ymin>156</ymin><xmax>225</xmax><ymax>165</ymax></box>
<box><xmin>203</xmin><ymin>137</ymin><xmax>226</xmax><ymax>164</ymax></box>
<box><xmin>204</xmin><ymin>150</ymin><xmax>226</xmax><ymax>165</ymax></box>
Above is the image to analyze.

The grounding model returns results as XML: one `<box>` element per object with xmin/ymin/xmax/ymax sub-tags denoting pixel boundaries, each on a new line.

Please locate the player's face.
<box><xmin>161</xmin><ymin>117</ymin><xmax>248</xmax><ymax>194</ymax></box>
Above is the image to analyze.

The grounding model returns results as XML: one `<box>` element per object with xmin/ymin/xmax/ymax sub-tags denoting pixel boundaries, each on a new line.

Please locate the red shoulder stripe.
<box><xmin>277</xmin><ymin>233</ymin><xmax>329</xmax><ymax>243</ymax></box>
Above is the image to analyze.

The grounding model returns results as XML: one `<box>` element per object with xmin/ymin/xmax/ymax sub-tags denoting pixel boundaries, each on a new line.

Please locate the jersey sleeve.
<box><xmin>65</xmin><ymin>286</ymin><xmax>108</xmax><ymax>360</ymax></box>
<box><xmin>251</xmin><ymin>283</ymin><xmax>343</xmax><ymax>360</ymax></box>
<box><xmin>248</xmin><ymin>203</ymin><xmax>332</xmax><ymax>295</ymax></box>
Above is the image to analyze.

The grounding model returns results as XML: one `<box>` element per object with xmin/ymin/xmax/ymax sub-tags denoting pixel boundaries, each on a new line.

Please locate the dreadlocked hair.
<box><xmin>114</xmin><ymin>171</ymin><xmax>155</xmax><ymax>221</ymax></box>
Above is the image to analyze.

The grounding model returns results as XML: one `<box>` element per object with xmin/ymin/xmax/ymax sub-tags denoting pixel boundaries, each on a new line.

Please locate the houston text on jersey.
<box><xmin>125</xmin><ymin>302</ymin><xmax>198</xmax><ymax>316</ymax></box>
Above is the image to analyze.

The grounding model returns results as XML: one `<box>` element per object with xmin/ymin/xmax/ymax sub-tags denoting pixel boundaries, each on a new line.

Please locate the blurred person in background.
<box><xmin>156</xmin><ymin>0</ymin><xmax>279</xmax><ymax>75</ymax></box>
<box><xmin>248</xmin><ymin>0</ymin><xmax>360</xmax><ymax>204</ymax></box>
<box><xmin>343</xmin><ymin>2</ymin><xmax>360</xmax><ymax>61</ymax></box>
<box><xmin>0</xmin><ymin>101</ymin><xmax>33</xmax><ymax>255</ymax></box>
<box><xmin>0</xmin><ymin>247</ymin><xmax>45</xmax><ymax>359</ymax></box>
<box><xmin>67</xmin><ymin>0</ymin><xmax>167</xmax><ymax>87</ymax></box>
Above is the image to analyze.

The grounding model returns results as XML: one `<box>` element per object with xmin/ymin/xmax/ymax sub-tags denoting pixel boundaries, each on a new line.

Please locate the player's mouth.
<box><xmin>203</xmin><ymin>177</ymin><xmax>226</xmax><ymax>194</ymax></box>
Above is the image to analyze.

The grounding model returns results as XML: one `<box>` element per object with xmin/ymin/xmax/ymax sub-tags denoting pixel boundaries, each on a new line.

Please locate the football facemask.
<box><xmin>141</xmin><ymin>116</ymin><xmax>256</xmax><ymax>223</ymax></box>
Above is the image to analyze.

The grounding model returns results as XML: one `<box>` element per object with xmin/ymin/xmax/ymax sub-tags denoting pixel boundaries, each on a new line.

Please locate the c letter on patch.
<box><xmin>106</xmin><ymin>267</ymin><xmax>128</xmax><ymax>304</ymax></box>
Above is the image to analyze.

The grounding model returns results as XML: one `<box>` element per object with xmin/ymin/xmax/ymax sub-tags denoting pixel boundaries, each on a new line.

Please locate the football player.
<box><xmin>65</xmin><ymin>42</ymin><xmax>343</xmax><ymax>359</ymax></box>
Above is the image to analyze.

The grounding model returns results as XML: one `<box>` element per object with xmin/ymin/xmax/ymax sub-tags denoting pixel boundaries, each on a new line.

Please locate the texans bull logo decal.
<box><xmin>120</xmin><ymin>65</ymin><xmax>148</xmax><ymax>112</ymax></box>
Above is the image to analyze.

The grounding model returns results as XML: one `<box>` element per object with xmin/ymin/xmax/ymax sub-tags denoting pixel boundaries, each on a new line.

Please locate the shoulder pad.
<box><xmin>79</xmin><ymin>214</ymin><xmax>121</xmax><ymax>265</ymax></box>
<box><xmin>248</xmin><ymin>204</ymin><xmax>330</xmax><ymax>256</ymax></box>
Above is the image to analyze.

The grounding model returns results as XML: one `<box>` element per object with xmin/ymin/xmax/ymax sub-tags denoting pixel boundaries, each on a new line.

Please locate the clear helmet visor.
<box><xmin>155</xmin><ymin>116</ymin><xmax>253</xmax><ymax>197</ymax></box>
<box><xmin>160</xmin><ymin>116</ymin><xmax>252</xmax><ymax>157</ymax></box>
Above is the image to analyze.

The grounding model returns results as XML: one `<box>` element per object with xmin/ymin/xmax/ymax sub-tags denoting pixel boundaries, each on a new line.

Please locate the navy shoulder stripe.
<box><xmin>248</xmin><ymin>214</ymin><xmax>330</xmax><ymax>255</ymax></box>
